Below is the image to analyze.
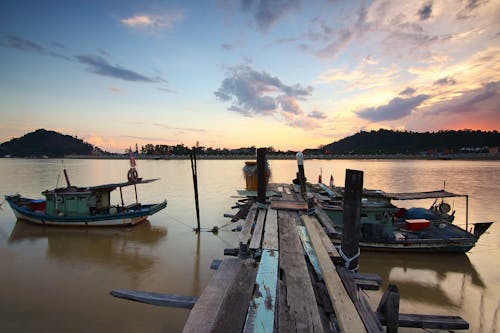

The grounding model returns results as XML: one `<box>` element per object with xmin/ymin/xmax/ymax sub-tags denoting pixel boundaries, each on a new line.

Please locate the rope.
<box><xmin>337</xmin><ymin>246</ymin><xmax>360</xmax><ymax>272</ymax></box>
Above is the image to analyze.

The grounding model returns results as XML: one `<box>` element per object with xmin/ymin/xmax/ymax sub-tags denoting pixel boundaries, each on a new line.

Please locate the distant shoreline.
<box><xmin>3</xmin><ymin>154</ymin><xmax>498</xmax><ymax>161</ymax></box>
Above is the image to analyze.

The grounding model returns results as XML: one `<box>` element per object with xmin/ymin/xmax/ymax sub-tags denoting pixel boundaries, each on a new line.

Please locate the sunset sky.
<box><xmin>1</xmin><ymin>0</ymin><xmax>499</xmax><ymax>152</ymax></box>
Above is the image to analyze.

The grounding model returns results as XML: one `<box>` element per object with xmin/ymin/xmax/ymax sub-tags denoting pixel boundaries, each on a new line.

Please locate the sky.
<box><xmin>0</xmin><ymin>0</ymin><xmax>499</xmax><ymax>153</ymax></box>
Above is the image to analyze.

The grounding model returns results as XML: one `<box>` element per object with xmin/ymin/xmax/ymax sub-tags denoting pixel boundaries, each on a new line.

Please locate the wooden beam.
<box><xmin>279</xmin><ymin>213</ymin><xmax>324</xmax><ymax>332</ymax></box>
<box><xmin>183</xmin><ymin>259</ymin><xmax>244</xmax><ymax>333</ymax></box>
<box><xmin>110</xmin><ymin>290</ymin><xmax>197</xmax><ymax>309</ymax></box>
<box><xmin>302</xmin><ymin>215</ymin><xmax>367</xmax><ymax>333</ymax></box>
<box><xmin>377</xmin><ymin>284</ymin><xmax>400</xmax><ymax>333</ymax></box>
<box><xmin>262</xmin><ymin>209</ymin><xmax>278</xmax><ymax>250</ymax></box>
<box><xmin>243</xmin><ymin>249</ymin><xmax>279</xmax><ymax>333</ymax></box>
<box><xmin>249</xmin><ymin>208</ymin><xmax>267</xmax><ymax>250</ymax></box>
<box><xmin>310</xmin><ymin>216</ymin><xmax>341</xmax><ymax>263</ymax></box>
<box><xmin>238</xmin><ymin>205</ymin><xmax>257</xmax><ymax>248</ymax></box>
<box><xmin>314</xmin><ymin>206</ymin><xmax>338</xmax><ymax>237</ymax></box>
<box><xmin>376</xmin><ymin>313</ymin><xmax>469</xmax><ymax>330</ymax></box>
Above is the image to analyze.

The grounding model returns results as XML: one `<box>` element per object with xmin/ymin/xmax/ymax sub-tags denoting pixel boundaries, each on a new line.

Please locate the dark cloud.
<box><xmin>1</xmin><ymin>34</ymin><xmax>45</xmax><ymax>53</ymax></box>
<box><xmin>434</xmin><ymin>76</ymin><xmax>457</xmax><ymax>86</ymax></box>
<box><xmin>418</xmin><ymin>3</ymin><xmax>433</xmax><ymax>21</ymax></box>
<box><xmin>316</xmin><ymin>29</ymin><xmax>353</xmax><ymax>59</ymax></box>
<box><xmin>430</xmin><ymin>81</ymin><xmax>499</xmax><ymax>115</ymax></box>
<box><xmin>457</xmin><ymin>0</ymin><xmax>481</xmax><ymax>19</ymax></box>
<box><xmin>400</xmin><ymin>87</ymin><xmax>416</xmax><ymax>96</ymax></box>
<box><xmin>241</xmin><ymin>0</ymin><xmax>300</xmax><ymax>31</ymax></box>
<box><xmin>50</xmin><ymin>41</ymin><xmax>66</xmax><ymax>49</ymax></box>
<box><xmin>308</xmin><ymin>110</ymin><xmax>327</xmax><ymax>119</ymax></box>
<box><xmin>356</xmin><ymin>94</ymin><xmax>430</xmax><ymax>122</ymax></box>
<box><xmin>75</xmin><ymin>54</ymin><xmax>162</xmax><ymax>82</ymax></box>
<box><xmin>215</xmin><ymin>64</ymin><xmax>313</xmax><ymax>122</ymax></box>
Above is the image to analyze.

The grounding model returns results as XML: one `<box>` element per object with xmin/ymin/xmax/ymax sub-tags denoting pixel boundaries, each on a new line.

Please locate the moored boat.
<box><xmin>4</xmin><ymin>161</ymin><xmax>167</xmax><ymax>226</ymax></box>
<box><xmin>312</xmin><ymin>184</ymin><xmax>493</xmax><ymax>253</ymax></box>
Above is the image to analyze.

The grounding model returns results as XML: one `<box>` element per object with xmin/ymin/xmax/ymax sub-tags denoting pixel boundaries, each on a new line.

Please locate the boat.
<box><xmin>312</xmin><ymin>183</ymin><xmax>493</xmax><ymax>253</ymax></box>
<box><xmin>4</xmin><ymin>165</ymin><xmax>167</xmax><ymax>226</ymax></box>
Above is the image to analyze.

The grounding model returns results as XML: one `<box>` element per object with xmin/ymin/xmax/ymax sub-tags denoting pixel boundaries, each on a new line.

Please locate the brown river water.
<box><xmin>0</xmin><ymin>158</ymin><xmax>498</xmax><ymax>332</ymax></box>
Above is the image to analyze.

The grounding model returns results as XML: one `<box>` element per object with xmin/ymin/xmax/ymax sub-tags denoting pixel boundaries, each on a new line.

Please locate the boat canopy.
<box><xmin>382</xmin><ymin>190</ymin><xmax>467</xmax><ymax>200</ymax></box>
<box><xmin>88</xmin><ymin>178</ymin><xmax>160</xmax><ymax>191</ymax></box>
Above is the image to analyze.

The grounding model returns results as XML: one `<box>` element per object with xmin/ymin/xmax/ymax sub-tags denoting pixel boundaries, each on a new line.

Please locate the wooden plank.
<box><xmin>310</xmin><ymin>216</ymin><xmax>341</xmax><ymax>262</ymax></box>
<box><xmin>183</xmin><ymin>258</ymin><xmax>243</xmax><ymax>333</ymax></box>
<box><xmin>238</xmin><ymin>205</ymin><xmax>257</xmax><ymax>247</ymax></box>
<box><xmin>270</xmin><ymin>200</ymin><xmax>307</xmax><ymax>211</ymax></box>
<box><xmin>376</xmin><ymin>313</ymin><xmax>469</xmax><ymax>330</ymax></box>
<box><xmin>249</xmin><ymin>208</ymin><xmax>267</xmax><ymax>250</ymax></box>
<box><xmin>296</xmin><ymin>225</ymin><xmax>323</xmax><ymax>280</ymax></box>
<box><xmin>315</xmin><ymin>206</ymin><xmax>338</xmax><ymax>237</ymax></box>
<box><xmin>243</xmin><ymin>249</ymin><xmax>279</xmax><ymax>333</ymax></box>
<box><xmin>232</xmin><ymin>200</ymin><xmax>253</xmax><ymax>222</ymax></box>
<box><xmin>262</xmin><ymin>209</ymin><xmax>278</xmax><ymax>250</ymax></box>
<box><xmin>278</xmin><ymin>213</ymin><xmax>324</xmax><ymax>333</ymax></box>
<box><xmin>110</xmin><ymin>290</ymin><xmax>197</xmax><ymax>309</ymax></box>
<box><xmin>210</xmin><ymin>259</ymin><xmax>259</xmax><ymax>333</ymax></box>
<box><xmin>302</xmin><ymin>215</ymin><xmax>367</xmax><ymax>333</ymax></box>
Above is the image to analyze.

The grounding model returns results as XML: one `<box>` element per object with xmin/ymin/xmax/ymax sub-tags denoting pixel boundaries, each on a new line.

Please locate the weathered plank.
<box><xmin>262</xmin><ymin>209</ymin><xmax>278</xmax><ymax>250</ymax></box>
<box><xmin>243</xmin><ymin>249</ymin><xmax>279</xmax><ymax>333</ymax></box>
<box><xmin>249</xmin><ymin>208</ymin><xmax>267</xmax><ymax>250</ymax></box>
<box><xmin>183</xmin><ymin>258</ymin><xmax>244</xmax><ymax>333</ymax></box>
<box><xmin>238</xmin><ymin>205</ymin><xmax>257</xmax><ymax>247</ymax></box>
<box><xmin>110</xmin><ymin>290</ymin><xmax>197</xmax><ymax>309</ymax></box>
<box><xmin>270</xmin><ymin>200</ymin><xmax>307</xmax><ymax>211</ymax></box>
<box><xmin>314</xmin><ymin>206</ymin><xmax>338</xmax><ymax>237</ymax></box>
<box><xmin>310</xmin><ymin>216</ymin><xmax>341</xmax><ymax>262</ymax></box>
<box><xmin>376</xmin><ymin>313</ymin><xmax>469</xmax><ymax>330</ymax></box>
<box><xmin>296</xmin><ymin>225</ymin><xmax>323</xmax><ymax>280</ymax></box>
<box><xmin>279</xmin><ymin>212</ymin><xmax>324</xmax><ymax>333</ymax></box>
<box><xmin>232</xmin><ymin>200</ymin><xmax>253</xmax><ymax>222</ymax></box>
<box><xmin>210</xmin><ymin>259</ymin><xmax>259</xmax><ymax>333</ymax></box>
<box><xmin>302</xmin><ymin>215</ymin><xmax>367</xmax><ymax>333</ymax></box>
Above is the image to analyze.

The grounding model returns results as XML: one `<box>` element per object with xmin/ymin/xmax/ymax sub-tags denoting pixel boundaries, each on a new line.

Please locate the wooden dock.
<box><xmin>180</xmin><ymin>182</ymin><xmax>468</xmax><ymax>333</ymax></box>
<box><xmin>110</xmin><ymin>155</ymin><xmax>469</xmax><ymax>333</ymax></box>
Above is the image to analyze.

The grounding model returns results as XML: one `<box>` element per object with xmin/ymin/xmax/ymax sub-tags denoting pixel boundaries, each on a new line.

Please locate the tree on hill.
<box><xmin>0</xmin><ymin>129</ymin><xmax>105</xmax><ymax>157</ymax></box>
<box><xmin>321</xmin><ymin>129</ymin><xmax>500</xmax><ymax>155</ymax></box>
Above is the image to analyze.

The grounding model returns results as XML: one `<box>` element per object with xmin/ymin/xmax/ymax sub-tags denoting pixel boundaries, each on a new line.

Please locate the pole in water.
<box><xmin>296</xmin><ymin>151</ymin><xmax>306</xmax><ymax>198</ymax></box>
<box><xmin>340</xmin><ymin>169</ymin><xmax>363</xmax><ymax>272</ymax></box>
<box><xmin>190</xmin><ymin>148</ymin><xmax>201</xmax><ymax>232</ymax></box>
<box><xmin>257</xmin><ymin>148</ymin><xmax>267</xmax><ymax>206</ymax></box>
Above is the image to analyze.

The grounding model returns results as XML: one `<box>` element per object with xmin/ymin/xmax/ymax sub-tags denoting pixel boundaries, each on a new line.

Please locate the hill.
<box><xmin>319</xmin><ymin>129</ymin><xmax>500</xmax><ymax>155</ymax></box>
<box><xmin>0</xmin><ymin>129</ymin><xmax>105</xmax><ymax>157</ymax></box>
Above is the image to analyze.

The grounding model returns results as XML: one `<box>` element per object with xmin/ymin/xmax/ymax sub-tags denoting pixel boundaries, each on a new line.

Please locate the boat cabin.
<box><xmin>43</xmin><ymin>186</ymin><xmax>114</xmax><ymax>216</ymax></box>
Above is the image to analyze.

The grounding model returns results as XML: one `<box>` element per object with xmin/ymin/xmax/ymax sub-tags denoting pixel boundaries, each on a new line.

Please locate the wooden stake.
<box><xmin>340</xmin><ymin>169</ymin><xmax>363</xmax><ymax>271</ymax></box>
<box><xmin>256</xmin><ymin>148</ymin><xmax>267</xmax><ymax>205</ymax></box>
<box><xmin>190</xmin><ymin>149</ymin><xmax>200</xmax><ymax>232</ymax></box>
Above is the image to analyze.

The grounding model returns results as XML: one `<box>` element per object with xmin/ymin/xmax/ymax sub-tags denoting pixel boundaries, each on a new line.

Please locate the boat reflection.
<box><xmin>8</xmin><ymin>219</ymin><xmax>167</xmax><ymax>273</ymax></box>
<box><xmin>360</xmin><ymin>252</ymin><xmax>485</xmax><ymax>309</ymax></box>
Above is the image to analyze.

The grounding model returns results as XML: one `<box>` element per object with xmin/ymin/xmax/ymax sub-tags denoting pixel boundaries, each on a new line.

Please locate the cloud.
<box><xmin>418</xmin><ymin>3</ymin><xmax>433</xmax><ymax>21</ymax></box>
<box><xmin>120</xmin><ymin>12</ymin><xmax>183</xmax><ymax>29</ymax></box>
<box><xmin>308</xmin><ymin>110</ymin><xmax>327</xmax><ymax>119</ymax></box>
<box><xmin>356</xmin><ymin>94</ymin><xmax>430</xmax><ymax>122</ymax></box>
<box><xmin>241</xmin><ymin>0</ymin><xmax>300</xmax><ymax>31</ymax></box>
<box><xmin>400</xmin><ymin>87</ymin><xmax>416</xmax><ymax>96</ymax></box>
<box><xmin>429</xmin><ymin>81</ymin><xmax>499</xmax><ymax>115</ymax></box>
<box><xmin>1</xmin><ymin>34</ymin><xmax>45</xmax><ymax>53</ymax></box>
<box><xmin>434</xmin><ymin>76</ymin><xmax>457</xmax><ymax>86</ymax></box>
<box><xmin>215</xmin><ymin>64</ymin><xmax>315</xmax><ymax>128</ymax></box>
<box><xmin>75</xmin><ymin>54</ymin><xmax>163</xmax><ymax>82</ymax></box>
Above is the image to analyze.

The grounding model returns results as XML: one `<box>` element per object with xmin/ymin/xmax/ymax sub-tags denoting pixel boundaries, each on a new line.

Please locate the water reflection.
<box><xmin>360</xmin><ymin>252</ymin><xmax>484</xmax><ymax>309</ymax></box>
<box><xmin>8</xmin><ymin>220</ymin><xmax>167</xmax><ymax>274</ymax></box>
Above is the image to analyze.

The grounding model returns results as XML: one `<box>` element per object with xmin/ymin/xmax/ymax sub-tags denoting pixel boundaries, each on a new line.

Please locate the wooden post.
<box><xmin>190</xmin><ymin>149</ymin><xmax>201</xmax><ymax>232</ymax></box>
<box><xmin>377</xmin><ymin>284</ymin><xmax>400</xmax><ymax>333</ymax></box>
<box><xmin>63</xmin><ymin>169</ymin><xmax>71</xmax><ymax>187</ymax></box>
<box><xmin>256</xmin><ymin>148</ymin><xmax>267</xmax><ymax>205</ymax></box>
<box><xmin>340</xmin><ymin>169</ymin><xmax>363</xmax><ymax>271</ymax></box>
<box><xmin>296</xmin><ymin>151</ymin><xmax>306</xmax><ymax>198</ymax></box>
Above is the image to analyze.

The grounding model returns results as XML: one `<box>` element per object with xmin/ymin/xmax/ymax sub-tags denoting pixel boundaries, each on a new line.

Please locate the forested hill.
<box><xmin>0</xmin><ymin>129</ymin><xmax>104</xmax><ymax>157</ymax></box>
<box><xmin>320</xmin><ymin>129</ymin><xmax>500</xmax><ymax>155</ymax></box>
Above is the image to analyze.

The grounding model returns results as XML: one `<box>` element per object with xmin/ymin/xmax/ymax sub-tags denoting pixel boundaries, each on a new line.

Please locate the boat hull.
<box><xmin>6</xmin><ymin>196</ymin><xmax>167</xmax><ymax>227</ymax></box>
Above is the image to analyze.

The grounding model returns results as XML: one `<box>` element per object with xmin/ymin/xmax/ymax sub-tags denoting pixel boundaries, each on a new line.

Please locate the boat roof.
<box><xmin>381</xmin><ymin>190</ymin><xmax>467</xmax><ymax>200</ymax></box>
<box><xmin>43</xmin><ymin>178</ymin><xmax>160</xmax><ymax>194</ymax></box>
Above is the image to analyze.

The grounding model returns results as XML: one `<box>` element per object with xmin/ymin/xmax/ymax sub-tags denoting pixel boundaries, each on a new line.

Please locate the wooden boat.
<box><xmin>4</xmin><ymin>168</ymin><xmax>167</xmax><ymax>226</ymax></box>
<box><xmin>312</xmin><ymin>184</ymin><xmax>493</xmax><ymax>253</ymax></box>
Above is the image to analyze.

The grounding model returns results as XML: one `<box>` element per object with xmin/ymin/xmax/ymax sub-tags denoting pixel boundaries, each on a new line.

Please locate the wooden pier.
<box><xmin>180</xmin><ymin>181</ymin><xmax>468</xmax><ymax>333</ymax></box>
<box><xmin>111</xmin><ymin>155</ymin><xmax>470</xmax><ymax>332</ymax></box>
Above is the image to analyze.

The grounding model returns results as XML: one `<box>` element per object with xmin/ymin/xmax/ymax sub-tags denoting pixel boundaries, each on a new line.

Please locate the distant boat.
<box><xmin>314</xmin><ymin>184</ymin><xmax>493</xmax><ymax>253</ymax></box>
<box><xmin>4</xmin><ymin>167</ymin><xmax>167</xmax><ymax>226</ymax></box>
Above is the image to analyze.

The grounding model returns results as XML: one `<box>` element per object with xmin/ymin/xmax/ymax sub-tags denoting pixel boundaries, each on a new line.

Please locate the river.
<box><xmin>0</xmin><ymin>158</ymin><xmax>498</xmax><ymax>332</ymax></box>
